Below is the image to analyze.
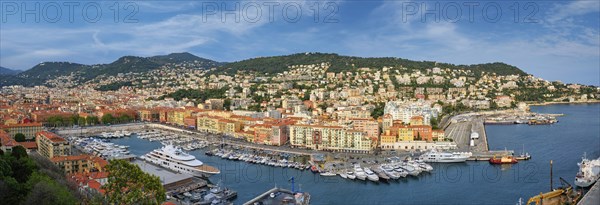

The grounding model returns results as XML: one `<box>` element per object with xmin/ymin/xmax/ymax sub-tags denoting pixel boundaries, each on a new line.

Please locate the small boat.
<box><xmin>364</xmin><ymin>168</ymin><xmax>379</xmax><ymax>182</ymax></box>
<box><xmin>489</xmin><ymin>155</ymin><xmax>518</xmax><ymax>164</ymax></box>
<box><xmin>339</xmin><ymin>172</ymin><xmax>348</xmax><ymax>179</ymax></box>
<box><xmin>354</xmin><ymin>165</ymin><xmax>367</xmax><ymax>181</ymax></box>
<box><xmin>310</xmin><ymin>165</ymin><xmax>320</xmax><ymax>173</ymax></box>
<box><xmin>346</xmin><ymin>171</ymin><xmax>356</xmax><ymax>180</ymax></box>
<box><xmin>320</xmin><ymin>171</ymin><xmax>336</xmax><ymax>177</ymax></box>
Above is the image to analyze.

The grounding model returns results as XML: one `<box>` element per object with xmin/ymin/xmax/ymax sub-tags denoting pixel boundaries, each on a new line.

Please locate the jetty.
<box><xmin>244</xmin><ymin>187</ymin><xmax>310</xmax><ymax>205</ymax></box>
<box><xmin>578</xmin><ymin>182</ymin><xmax>600</xmax><ymax>205</ymax></box>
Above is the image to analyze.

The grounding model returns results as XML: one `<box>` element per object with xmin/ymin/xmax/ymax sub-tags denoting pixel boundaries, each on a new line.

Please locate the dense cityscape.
<box><xmin>1</xmin><ymin>0</ymin><xmax>599</xmax><ymax>204</ymax></box>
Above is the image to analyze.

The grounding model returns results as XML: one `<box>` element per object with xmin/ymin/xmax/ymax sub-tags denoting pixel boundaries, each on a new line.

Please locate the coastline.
<box><xmin>527</xmin><ymin>100</ymin><xmax>600</xmax><ymax>106</ymax></box>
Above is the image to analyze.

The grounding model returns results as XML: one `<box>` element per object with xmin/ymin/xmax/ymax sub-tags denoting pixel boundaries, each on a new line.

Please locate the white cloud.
<box><xmin>546</xmin><ymin>0</ymin><xmax>600</xmax><ymax>23</ymax></box>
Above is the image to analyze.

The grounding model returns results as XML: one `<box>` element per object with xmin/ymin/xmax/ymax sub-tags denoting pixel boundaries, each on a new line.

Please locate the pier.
<box><xmin>578</xmin><ymin>182</ymin><xmax>600</xmax><ymax>205</ymax></box>
<box><xmin>445</xmin><ymin>115</ymin><xmax>530</xmax><ymax>161</ymax></box>
<box><xmin>244</xmin><ymin>187</ymin><xmax>310</xmax><ymax>205</ymax></box>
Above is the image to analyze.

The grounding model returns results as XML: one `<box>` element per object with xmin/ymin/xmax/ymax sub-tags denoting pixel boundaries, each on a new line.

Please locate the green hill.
<box><xmin>0</xmin><ymin>66</ymin><xmax>21</xmax><ymax>75</ymax></box>
<box><xmin>148</xmin><ymin>52</ymin><xmax>222</xmax><ymax>67</ymax></box>
<box><xmin>216</xmin><ymin>52</ymin><xmax>527</xmax><ymax>76</ymax></box>
<box><xmin>0</xmin><ymin>53</ymin><xmax>219</xmax><ymax>87</ymax></box>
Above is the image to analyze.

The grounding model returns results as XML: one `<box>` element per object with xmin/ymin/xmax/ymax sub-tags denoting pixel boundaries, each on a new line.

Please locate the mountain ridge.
<box><xmin>0</xmin><ymin>52</ymin><xmax>528</xmax><ymax>87</ymax></box>
<box><xmin>0</xmin><ymin>66</ymin><xmax>21</xmax><ymax>75</ymax></box>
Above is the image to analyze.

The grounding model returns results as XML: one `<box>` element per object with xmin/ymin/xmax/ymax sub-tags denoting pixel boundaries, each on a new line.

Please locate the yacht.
<box><xmin>380</xmin><ymin>164</ymin><xmax>401</xmax><ymax>180</ymax></box>
<box><xmin>364</xmin><ymin>168</ymin><xmax>379</xmax><ymax>182</ymax></box>
<box><xmin>320</xmin><ymin>171</ymin><xmax>337</xmax><ymax>177</ymax></box>
<box><xmin>346</xmin><ymin>171</ymin><xmax>356</xmax><ymax>180</ymax></box>
<box><xmin>141</xmin><ymin>144</ymin><xmax>220</xmax><ymax>178</ymax></box>
<box><xmin>354</xmin><ymin>164</ymin><xmax>367</xmax><ymax>181</ymax></box>
<box><xmin>419</xmin><ymin>149</ymin><xmax>471</xmax><ymax>163</ymax></box>
<box><xmin>575</xmin><ymin>154</ymin><xmax>600</xmax><ymax>187</ymax></box>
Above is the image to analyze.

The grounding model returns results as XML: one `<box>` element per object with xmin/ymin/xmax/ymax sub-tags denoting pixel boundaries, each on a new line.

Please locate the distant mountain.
<box><xmin>0</xmin><ymin>52</ymin><xmax>219</xmax><ymax>87</ymax></box>
<box><xmin>216</xmin><ymin>52</ymin><xmax>527</xmax><ymax>76</ymax></box>
<box><xmin>148</xmin><ymin>52</ymin><xmax>222</xmax><ymax>67</ymax></box>
<box><xmin>0</xmin><ymin>52</ymin><xmax>528</xmax><ymax>87</ymax></box>
<box><xmin>0</xmin><ymin>67</ymin><xmax>21</xmax><ymax>75</ymax></box>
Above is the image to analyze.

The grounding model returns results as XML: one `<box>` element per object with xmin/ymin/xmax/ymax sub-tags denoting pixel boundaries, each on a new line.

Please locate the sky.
<box><xmin>0</xmin><ymin>0</ymin><xmax>598</xmax><ymax>85</ymax></box>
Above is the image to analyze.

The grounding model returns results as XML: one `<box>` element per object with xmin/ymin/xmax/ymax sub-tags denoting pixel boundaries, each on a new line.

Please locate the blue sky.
<box><xmin>0</xmin><ymin>0</ymin><xmax>598</xmax><ymax>85</ymax></box>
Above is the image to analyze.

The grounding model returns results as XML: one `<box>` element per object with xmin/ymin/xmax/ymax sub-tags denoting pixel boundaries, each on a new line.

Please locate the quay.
<box><xmin>445</xmin><ymin>115</ymin><xmax>531</xmax><ymax>161</ymax></box>
<box><xmin>132</xmin><ymin>159</ymin><xmax>207</xmax><ymax>195</ymax></box>
<box><xmin>244</xmin><ymin>187</ymin><xmax>310</xmax><ymax>205</ymax></box>
<box><xmin>578</xmin><ymin>182</ymin><xmax>600</xmax><ymax>205</ymax></box>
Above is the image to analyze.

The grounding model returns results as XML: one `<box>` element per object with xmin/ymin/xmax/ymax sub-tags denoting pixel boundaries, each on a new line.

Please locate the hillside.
<box><xmin>0</xmin><ymin>52</ymin><xmax>528</xmax><ymax>87</ymax></box>
<box><xmin>0</xmin><ymin>67</ymin><xmax>21</xmax><ymax>75</ymax></box>
<box><xmin>0</xmin><ymin>53</ymin><xmax>217</xmax><ymax>87</ymax></box>
<box><xmin>216</xmin><ymin>53</ymin><xmax>527</xmax><ymax>76</ymax></box>
<box><xmin>148</xmin><ymin>52</ymin><xmax>222</xmax><ymax>67</ymax></box>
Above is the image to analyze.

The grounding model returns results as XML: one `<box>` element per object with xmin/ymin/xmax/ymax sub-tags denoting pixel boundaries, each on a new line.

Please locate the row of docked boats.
<box><xmin>71</xmin><ymin>137</ymin><xmax>132</xmax><ymax>159</ymax></box>
<box><xmin>206</xmin><ymin>148</ymin><xmax>312</xmax><ymax>170</ymax></box>
<box><xmin>138</xmin><ymin>130</ymin><xmax>209</xmax><ymax>151</ymax></box>
<box><xmin>320</xmin><ymin>160</ymin><xmax>434</xmax><ymax>182</ymax></box>
<box><xmin>99</xmin><ymin>130</ymin><xmax>133</xmax><ymax>138</ymax></box>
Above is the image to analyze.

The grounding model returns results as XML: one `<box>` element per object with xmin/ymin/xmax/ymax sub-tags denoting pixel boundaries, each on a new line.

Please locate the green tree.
<box><xmin>86</xmin><ymin>116</ymin><xmax>99</xmax><ymax>125</ymax></box>
<box><xmin>14</xmin><ymin>133</ymin><xmax>26</xmax><ymax>142</ymax></box>
<box><xmin>101</xmin><ymin>114</ymin><xmax>115</xmax><ymax>124</ymax></box>
<box><xmin>370</xmin><ymin>102</ymin><xmax>385</xmax><ymax>119</ymax></box>
<box><xmin>103</xmin><ymin>160</ymin><xmax>166</xmax><ymax>204</ymax></box>
<box><xmin>11</xmin><ymin>146</ymin><xmax>28</xmax><ymax>160</ymax></box>
<box><xmin>24</xmin><ymin>172</ymin><xmax>78</xmax><ymax>205</ymax></box>
<box><xmin>223</xmin><ymin>98</ymin><xmax>232</xmax><ymax>110</ymax></box>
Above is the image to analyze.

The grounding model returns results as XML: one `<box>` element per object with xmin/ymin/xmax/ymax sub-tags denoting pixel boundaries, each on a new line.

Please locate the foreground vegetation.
<box><xmin>0</xmin><ymin>146</ymin><xmax>81</xmax><ymax>204</ymax></box>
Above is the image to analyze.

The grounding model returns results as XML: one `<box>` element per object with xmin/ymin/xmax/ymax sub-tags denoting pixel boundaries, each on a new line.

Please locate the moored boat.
<box><xmin>489</xmin><ymin>155</ymin><xmax>518</xmax><ymax>164</ymax></box>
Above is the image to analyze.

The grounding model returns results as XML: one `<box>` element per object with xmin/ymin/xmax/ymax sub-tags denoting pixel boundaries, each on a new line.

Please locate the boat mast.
<box><xmin>550</xmin><ymin>160</ymin><xmax>553</xmax><ymax>191</ymax></box>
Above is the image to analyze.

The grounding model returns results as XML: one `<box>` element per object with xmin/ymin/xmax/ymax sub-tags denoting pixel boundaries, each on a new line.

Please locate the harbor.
<box><xmin>53</xmin><ymin>104</ymin><xmax>598</xmax><ymax>204</ymax></box>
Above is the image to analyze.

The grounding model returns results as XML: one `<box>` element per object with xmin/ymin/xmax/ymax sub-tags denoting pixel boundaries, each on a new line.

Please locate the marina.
<box><xmin>58</xmin><ymin>104</ymin><xmax>599</xmax><ymax>204</ymax></box>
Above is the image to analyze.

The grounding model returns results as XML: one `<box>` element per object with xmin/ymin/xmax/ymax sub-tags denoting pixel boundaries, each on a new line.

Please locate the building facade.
<box><xmin>36</xmin><ymin>131</ymin><xmax>71</xmax><ymax>159</ymax></box>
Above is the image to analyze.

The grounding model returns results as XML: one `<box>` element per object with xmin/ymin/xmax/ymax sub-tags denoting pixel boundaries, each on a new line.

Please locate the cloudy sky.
<box><xmin>1</xmin><ymin>0</ymin><xmax>598</xmax><ymax>85</ymax></box>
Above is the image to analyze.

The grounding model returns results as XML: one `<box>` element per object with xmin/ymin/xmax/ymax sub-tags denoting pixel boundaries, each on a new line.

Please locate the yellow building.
<box><xmin>398</xmin><ymin>125</ymin><xmax>414</xmax><ymax>141</ymax></box>
<box><xmin>36</xmin><ymin>131</ymin><xmax>71</xmax><ymax>159</ymax></box>
<box><xmin>51</xmin><ymin>155</ymin><xmax>108</xmax><ymax>174</ymax></box>
<box><xmin>289</xmin><ymin>125</ymin><xmax>374</xmax><ymax>153</ymax></box>
<box><xmin>0</xmin><ymin>122</ymin><xmax>43</xmax><ymax>140</ymax></box>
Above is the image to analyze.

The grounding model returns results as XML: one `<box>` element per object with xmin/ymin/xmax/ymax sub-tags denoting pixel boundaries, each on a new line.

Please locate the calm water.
<box><xmin>111</xmin><ymin>104</ymin><xmax>600</xmax><ymax>204</ymax></box>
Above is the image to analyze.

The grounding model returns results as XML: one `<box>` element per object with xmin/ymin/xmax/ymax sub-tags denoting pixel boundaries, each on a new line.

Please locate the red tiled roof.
<box><xmin>18</xmin><ymin>141</ymin><xmax>37</xmax><ymax>149</ymax></box>
<box><xmin>51</xmin><ymin>154</ymin><xmax>90</xmax><ymax>162</ymax></box>
<box><xmin>0</xmin><ymin>133</ymin><xmax>18</xmax><ymax>147</ymax></box>
<box><xmin>36</xmin><ymin>131</ymin><xmax>66</xmax><ymax>143</ymax></box>
<box><xmin>0</xmin><ymin>122</ymin><xmax>42</xmax><ymax>128</ymax></box>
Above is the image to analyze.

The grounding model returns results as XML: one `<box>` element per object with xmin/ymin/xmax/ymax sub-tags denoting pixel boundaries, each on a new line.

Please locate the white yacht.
<box><xmin>353</xmin><ymin>164</ymin><xmax>367</xmax><ymax>181</ymax></box>
<box><xmin>575</xmin><ymin>154</ymin><xmax>600</xmax><ymax>187</ymax></box>
<box><xmin>364</xmin><ymin>168</ymin><xmax>379</xmax><ymax>182</ymax></box>
<box><xmin>141</xmin><ymin>145</ymin><xmax>220</xmax><ymax>178</ymax></box>
<box><xmin>380</xmin><ymin>164</ymin><xmax>401</xmax><ymax>179</ymax></box>
<box><xmin>346</xmin><ymin>171</ymin><xmax>356</xmax><ymax>180</ymax></box>
<box><xmin>419</xmin><ymin>149</ymin><xmax>471</xmax><ymax>163</ymax></box>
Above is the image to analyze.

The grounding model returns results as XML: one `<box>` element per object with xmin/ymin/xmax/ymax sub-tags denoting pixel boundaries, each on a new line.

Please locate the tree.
<box><xmin>86</xmin><ymin>116</ymin><xmax>99</xmax><ymax>125</ymax></box>
<box><xmin>103</xmin><ymin>160</ymin><xmax>166</xmax><ymax>204</ymax></box>
<box><xmin>14</xmin><ymin>133</ymin><xmax>26</xmax><ymax>142</ymax></box>
<box><xmin>11</xmin><ymin>146</ymin><xmax>28</xmax><ymax>160</ymax></box>
<box><xmin>101</xmin><ymin>114</ymin><xmax>115</xmax><ymax>124</ymax></box>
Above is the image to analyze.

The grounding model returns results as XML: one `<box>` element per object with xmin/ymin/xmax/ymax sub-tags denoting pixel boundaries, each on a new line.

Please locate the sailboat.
<box><xmin>518</xmin><ymin>144</ymin><xmax>531</xmax><ymax>160</ymax></box>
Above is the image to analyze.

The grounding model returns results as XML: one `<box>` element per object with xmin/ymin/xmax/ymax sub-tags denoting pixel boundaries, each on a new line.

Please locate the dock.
<box><xmin>578</xmin><ymin>182</ymin><xmax>600</xmax><ymax>205</ymax></box>
<box><xmin>244</xmin><ymin>187</ymin><xmax>310</xmax><ymax>205</ymax></box>
<box><xmin>132</xmin><ymin>159</ymin><xmax>207</xmax><ymax>195</ymax></box>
